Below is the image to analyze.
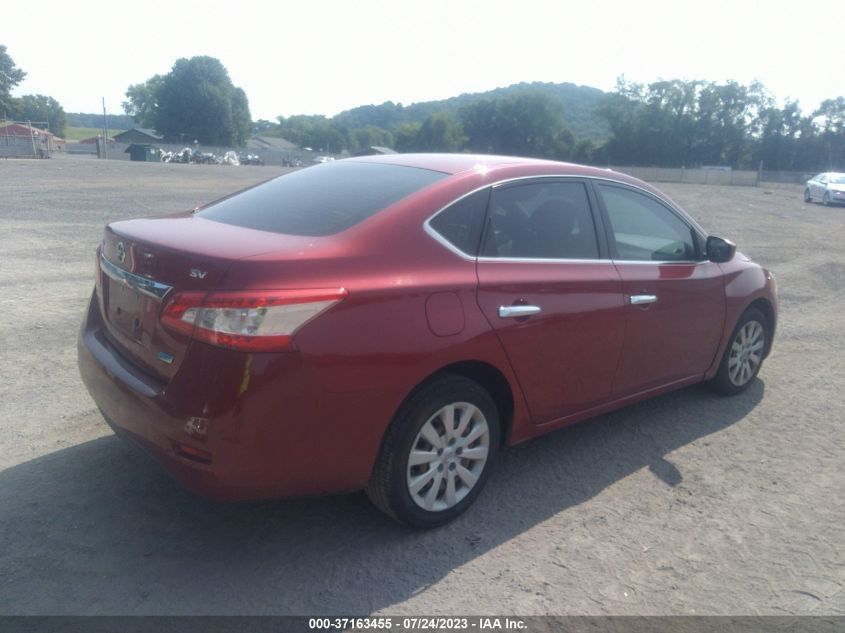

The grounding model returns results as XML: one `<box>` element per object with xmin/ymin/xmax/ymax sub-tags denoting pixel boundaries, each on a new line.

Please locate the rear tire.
<box><xmin>366</xmin><ymin>374</ymin><xmax>500</xmax><ymax>528</ymax></box>
<box><xmin>710</xmin><ymin>307</ymin><xmax>768</xmax><ymax>396</ymax></box>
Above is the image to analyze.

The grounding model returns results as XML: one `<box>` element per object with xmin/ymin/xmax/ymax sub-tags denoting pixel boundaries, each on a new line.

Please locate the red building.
<box><xmin>0</xmin><ymin>122</ymin><xmax>67</xmax><ymax>153</ymax></box>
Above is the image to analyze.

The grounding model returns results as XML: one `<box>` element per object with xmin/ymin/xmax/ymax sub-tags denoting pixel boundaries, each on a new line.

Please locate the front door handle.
<box><xmin>630</xmin><ymin>294</ymin><xmax>658</xmax><ymax>306</ymax></box>
<box><xmin>499</xmin><ymin>305</ymin><xmax>542</xmax><ymax>318</ymax></box>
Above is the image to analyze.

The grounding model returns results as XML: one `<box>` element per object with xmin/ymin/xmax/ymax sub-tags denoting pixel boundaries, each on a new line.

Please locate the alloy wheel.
<box><xmin>728</xmin><ymin>320</ymin><xmax>765</xmax><ymax>387</ymax></box>
<box><xmin>406</xmin><ymin>402</ymin><xmax>490</xmax><ymax>512</ymax></box>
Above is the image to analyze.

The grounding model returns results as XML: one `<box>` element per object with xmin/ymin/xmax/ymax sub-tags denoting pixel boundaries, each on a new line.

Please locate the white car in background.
<box><xmin>805</xmin><ymin>172</ymin><xmax>845</xmax><ymax>206</ymax></box>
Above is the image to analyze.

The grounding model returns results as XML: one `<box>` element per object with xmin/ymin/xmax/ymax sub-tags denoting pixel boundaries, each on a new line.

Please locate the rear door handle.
<box><xmin>498</xmin><ymin>305</ymin><xmax>542</xmax><ymax>318</ymax></box>
<box><xmin>630</xmin><ymin>294</ymin><xmax>658</xmax><ymax>306</ymax></box>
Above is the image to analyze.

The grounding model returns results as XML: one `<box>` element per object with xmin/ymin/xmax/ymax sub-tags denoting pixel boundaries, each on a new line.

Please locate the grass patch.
<box><xmin>63</xmin><ymin>126</ymin><xmax>127</xmax><ymax>141</ymax></box>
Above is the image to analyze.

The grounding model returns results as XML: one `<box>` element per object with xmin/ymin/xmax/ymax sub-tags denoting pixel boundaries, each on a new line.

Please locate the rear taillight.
<box><xmin>160</xmin><ymin>288</ymin><xmax>347</xmax><ymax>352</ymax></box>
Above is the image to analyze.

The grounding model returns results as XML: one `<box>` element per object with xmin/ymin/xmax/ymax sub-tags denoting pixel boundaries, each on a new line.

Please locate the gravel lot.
<box><xmin>0</xmin><ymin>157</ymin><xmax>842</xmax><ymax>616</ymax></box>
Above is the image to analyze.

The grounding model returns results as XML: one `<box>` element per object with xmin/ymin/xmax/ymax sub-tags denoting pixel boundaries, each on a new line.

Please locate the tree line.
<box><xmin>600</xmin><ymin>77</ymin><xmax>845</xmax><ymax>171</ymax></box>
<box><xmin>4</xmin><ymin>43</ymin><xmax>843</xmax><ymax>170</ymax></box>
<box><xmin>262</xmin><ymin>78</ymin><xmax>844</xmax><ymax>172</ymax></box>
<box><xmin>265</xmin><ymin>91</ymin><xmax>596</xmax><ymax>160</ymax></box>
<box><xmin>1</xmin><ymin>45</ymin><xmax>66</xmax><ymax>137</ymax></box>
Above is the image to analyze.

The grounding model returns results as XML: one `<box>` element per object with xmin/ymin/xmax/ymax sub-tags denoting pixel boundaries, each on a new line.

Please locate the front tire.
<box><xmin>366</xmin><ymin>374</ymin><xmax>500</xmax><ymax>528</ymax></box>
<box><xmin>823</xmin><ymin>192</ymin><xmax>831</xmax><ymax>206</ymax></box>
<box><xmin>804</xmin><ymin>188</ymin><xmax>812</xmax><ymax>203</ymax></box>
<box><xmin>711</xmin><ymin>307</ymin><xmax>768</xmax><ymax>396</ymax></box>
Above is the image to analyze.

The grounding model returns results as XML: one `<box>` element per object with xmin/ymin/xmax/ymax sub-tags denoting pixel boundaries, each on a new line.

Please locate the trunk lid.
<box><xmin>98</xmin><ymin>213</ymin><xmax>315</xmax><ymax>381</ymax></box>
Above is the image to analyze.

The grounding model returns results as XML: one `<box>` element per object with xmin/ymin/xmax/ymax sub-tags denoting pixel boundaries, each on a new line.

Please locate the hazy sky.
<box><xmin>4</xmin><ymin>0</ymin><xmax>843</xmax><ymax>120</ymax></box>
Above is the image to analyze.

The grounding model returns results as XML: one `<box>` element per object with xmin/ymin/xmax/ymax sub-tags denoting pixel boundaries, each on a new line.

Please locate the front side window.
<box><xmin>481</xmin><ymin>181</ymin><xmax>599</xmax><ymax>259</ymax></box>
<box><xmin>597</xmin><ymin>184</ymin><xmax>697</xmax><ymax>262</ymax></box>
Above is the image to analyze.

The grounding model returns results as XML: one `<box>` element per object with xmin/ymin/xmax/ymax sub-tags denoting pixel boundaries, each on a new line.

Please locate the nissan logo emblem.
<box><xmin>116</xmin><ymin>241</ymin><xmax>126</xmax><ymax>263</ymax></box>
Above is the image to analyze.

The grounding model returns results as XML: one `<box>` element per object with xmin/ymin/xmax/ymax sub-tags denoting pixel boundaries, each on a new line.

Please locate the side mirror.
<box><xmin>706</xmin><ymin>235</ymin><xmax>736</xmax><ymax>263</ymax></box>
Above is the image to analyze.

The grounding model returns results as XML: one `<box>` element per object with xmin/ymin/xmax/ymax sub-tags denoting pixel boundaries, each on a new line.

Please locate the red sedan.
<box><xmin>78</xmin><ymin>154</ymin><xmax>777</xmax><ymax>527</ymax></box>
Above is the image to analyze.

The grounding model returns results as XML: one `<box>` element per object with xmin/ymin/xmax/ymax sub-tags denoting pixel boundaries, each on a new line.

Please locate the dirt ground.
<box><xmin>0</xmin><ymin>156</ymin><xmax>842</xmax><ymax>616</ymax></box>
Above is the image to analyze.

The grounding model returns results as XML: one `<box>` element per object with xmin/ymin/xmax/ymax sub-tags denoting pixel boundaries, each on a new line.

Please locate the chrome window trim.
<box><xmin>100</xmin><ymin>254</ymin><xmax>173</xmax><ymax>300</ymax></box>
<box><xmin>423</xmin><ymin>173</ymin><xmax>704</xmax><ymax>263</ymax></box>
<box><xmin>423</xmin><ymin>221</ymin><xmax>477</xmax><ymax>262</ymax></box>
<box><xmin>477</xmin><ymin>256</ymin><xmax>702</xmax><ymax>266</ymax></box>
<box><xmin>477</xmin><ymin>256</ymin><xmax>611</xmax><ymax>265</ymax></box>
<box><xmin>612</xmin><ymin>259</ymin><xmax>701</xmax><ymax>265</ymax></box>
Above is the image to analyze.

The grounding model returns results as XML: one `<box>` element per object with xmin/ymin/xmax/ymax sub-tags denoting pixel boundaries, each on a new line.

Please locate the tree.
<box><xmin>461</xmin><ymin>90</ymin><xmax>570</xmax><ymax>158</ymax></box>
<box><xmin>599</xmin><ymin>77</ymin><xmax>646</xmax><ymax>164</ymax></box>
<box><xmin>694</xmin><ymin>81</ymin><xmax>767</xmax><ymax>167</ymax></box>
<box><xmin>15</xmin><ymin>94</ymin><xmax>66</xmax><ymax>137</ymax></box>
<box><xmin>415</xmin><ymin>112</ymin><xmax>463</xmax><ymax>151</ymax></box>
<box><xmin>390</xmin><ymin>113</ymin><xmax>462</xmax><ymax>152</ymax></box>
<box><xmin>155</xmin><ymin>57</ymin><xmax>251</xmax><ymax>146</ymax></box>
<box><xmin>349</xmin><ymin>125</ymin><xmax>394</xmax><ymax>153</ymax></box>
<box><xmin>274</xmin><ymin>114</ymin><xmax>345</xmax><ymax>152</ymax></box>
<box><xmin>756</xmin><ymin>100</ymin><xmax>805</xmax><ymax>171</ymax></box>
<box><xmin>125</xmin><ymin>57</ymin><xmax>252</xmax><ymax>146</ymax></box>
<box><xmin>252</xmin><ymin>119</ymin><xmax>276</xmax><ymax>134</ymax></box>
<box><xmin>122</xmin><ymin>75</ymin><xmax>164</xmax><ymax>128</ymax></box>
<box><xmin>600</xmin><ymin>77</ymin><xmax>783</xmax><ymax>169</ymax></box>
<box><xmin>393</xmin><ymin>122</ymin><xmax>422</xmax><ymax>152</ymax></box>
<box><xmin>229</xmin><ymin>87</ymin><xmax>251</xmax><ymax>146</ymax></box>
<box><xmin>0</xmin><ymin>45</ymin><xmax>26</xmax><ymax>119</ymax></box>
<box><xmin>813</xmin><ymin>97</ymin><xmax>845</xmax><ymax>169</ymax></box>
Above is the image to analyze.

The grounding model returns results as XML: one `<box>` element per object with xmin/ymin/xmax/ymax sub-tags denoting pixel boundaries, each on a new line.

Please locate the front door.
<box><xmin>594</xmin><ymin>182</ymin><xmax>726</xmax><ymax>395</ymax></box>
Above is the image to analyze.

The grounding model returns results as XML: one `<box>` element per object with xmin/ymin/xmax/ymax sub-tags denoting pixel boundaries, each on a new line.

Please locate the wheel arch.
<box><xmin>390</xmin><ymin>360</ymin><xmax>515</xmax><ymax>452</ymax></box>
<box><xmin>746</xmin><ymin>297</ymin><xmax>776</xmax><ymax>358</ymax></box>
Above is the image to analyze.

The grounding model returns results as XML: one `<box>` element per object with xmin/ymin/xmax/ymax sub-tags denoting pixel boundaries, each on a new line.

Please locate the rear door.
<box><xmin>593</xmin><ymin>182</ymin><xmax>725</xmax><ymax>396</ymax></box>
<box><xmin>475</xmin><ymin>179</ymin><xmax>626</xmax><ymax>425</ymax></box>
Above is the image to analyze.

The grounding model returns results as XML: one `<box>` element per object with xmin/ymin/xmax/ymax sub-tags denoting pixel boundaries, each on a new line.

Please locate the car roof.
<box><xmin>344</xmin><ymin>152</ymin><xmax>623</xmax><ymax>179</ymax></box>
<box><xmin>342</xmin><ymin>153</ymin><xmax>683</xmax><ymax>211</ymax></box>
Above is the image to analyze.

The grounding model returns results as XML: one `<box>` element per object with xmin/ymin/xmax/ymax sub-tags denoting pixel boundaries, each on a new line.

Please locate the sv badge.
<box><xmin>189</xmin><ymin>268</ymin><xmax>208</xmax><ymax>279</ymax></box>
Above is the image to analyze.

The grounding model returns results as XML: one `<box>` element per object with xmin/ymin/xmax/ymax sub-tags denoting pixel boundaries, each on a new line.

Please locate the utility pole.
<box><xmin>28</xmin><ymin>120</ymin><xmax>37</xmax><ymax>157</ymax></box>
<box><xmin>102</xmin><ymin>97</ymin><xmax>109</xmax><ymax>159</ymax></box>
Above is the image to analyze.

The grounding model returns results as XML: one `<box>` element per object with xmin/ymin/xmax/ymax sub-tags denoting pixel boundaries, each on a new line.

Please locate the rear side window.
<box><xmin>198</xmin><ymin>161</ymin><xmax>447</xmax><ymax>236</ymax></box>
<box><xmin>428</xmin><ymin>188</ymin><xmax>490</xmax><ymax>256</ymax></box>
<box><xmin>481</xmin><ymin>181</ymin><xmax>599</xmax><ymax>259</ymax></box>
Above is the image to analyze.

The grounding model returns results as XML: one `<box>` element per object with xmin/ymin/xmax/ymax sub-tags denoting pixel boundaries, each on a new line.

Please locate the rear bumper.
<box><xmin>77</xmin><ymin>290</ymin><xmax>391</xmax><ymax>501</ymax></box>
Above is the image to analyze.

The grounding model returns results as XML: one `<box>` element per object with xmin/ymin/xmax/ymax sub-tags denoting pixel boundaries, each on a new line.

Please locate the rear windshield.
<box><xmin>197</xmin><ymin>161</ymin><xmax>447</xmax><ymax>236</ymax></box>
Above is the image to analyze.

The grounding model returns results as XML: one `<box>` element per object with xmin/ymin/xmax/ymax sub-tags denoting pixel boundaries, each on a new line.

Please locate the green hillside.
<box><xmin>65</xmin><ymin>112</ymin><xmax>134</xmax><ymax>130</ymax></box>
<box><xmin>333</xmin><ymin>82</ymin><xmax>609</xmax><ymax>141</ymax></box>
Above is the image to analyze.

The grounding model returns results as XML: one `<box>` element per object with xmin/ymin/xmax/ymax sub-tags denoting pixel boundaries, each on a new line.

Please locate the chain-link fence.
<box><xmin>0</xmin><ymin>132</ymin><xmax>58</xmax><ymax>158</ymax></box>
